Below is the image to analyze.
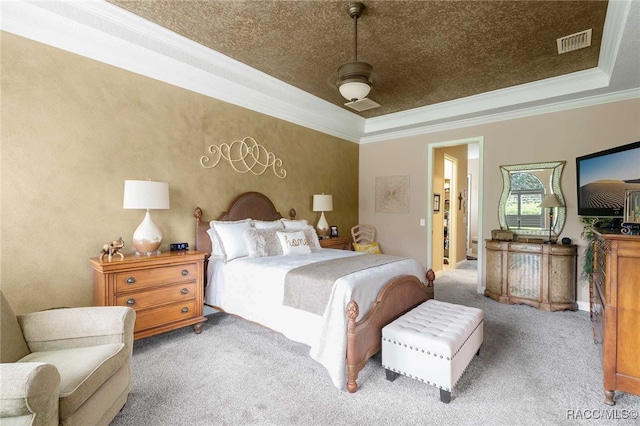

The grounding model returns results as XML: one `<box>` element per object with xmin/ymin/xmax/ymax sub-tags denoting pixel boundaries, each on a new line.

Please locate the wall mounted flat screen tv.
<box><xmin>576</xmin><ymin>141</ymin><xmax>640</xmax><ymax>217</ymax></box>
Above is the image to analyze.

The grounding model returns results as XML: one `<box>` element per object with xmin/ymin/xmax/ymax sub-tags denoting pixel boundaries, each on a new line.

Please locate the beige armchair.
<box><xmin>1</xmin><ymin>291</ymin><xmax>135</xmax><ymax>426</ymax></box>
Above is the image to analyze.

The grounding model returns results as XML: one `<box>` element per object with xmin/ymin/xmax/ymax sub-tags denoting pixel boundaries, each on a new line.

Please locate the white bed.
<box><xmin>194</xmin><ymin>192</ymin><xmax>435</xmax><ymax>392</ymax></box>
<box><xmin>206</xmin><ymin>249</ymin><xmax>426</xmax><ymax>389</ymax></box>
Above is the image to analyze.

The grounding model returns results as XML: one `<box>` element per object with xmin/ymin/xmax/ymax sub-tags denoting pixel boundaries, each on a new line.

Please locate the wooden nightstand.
<box><xmin>90</xmin><ymin>250</ymin><xmax>207</xmax><ymax>340</ymax></box>
<box><xmin>319</xmin><ymin>236</ymin><xmax>353</xmax><ymax>250</ymax></box>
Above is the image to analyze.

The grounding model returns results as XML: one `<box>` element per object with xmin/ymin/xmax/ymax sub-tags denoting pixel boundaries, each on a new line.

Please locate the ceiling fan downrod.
<box><xmin>337</xmin><ymin>2</ymin><xmax>373</xmax><ymax>102</ymax></box>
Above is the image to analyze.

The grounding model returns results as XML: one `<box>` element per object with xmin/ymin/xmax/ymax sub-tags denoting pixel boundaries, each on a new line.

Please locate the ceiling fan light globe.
<box><xmin>338</xmin><ymin>81</ymin><xmax>371</xmax><ymax>102</ymax></box>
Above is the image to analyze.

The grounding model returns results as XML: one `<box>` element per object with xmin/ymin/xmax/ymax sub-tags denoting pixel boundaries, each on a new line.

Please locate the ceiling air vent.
<box><xmin>345</xmin><ymin>98</ymin><xmax>381</xmax><ymax>112</ymax></box>
<box><xmin>557</xmin><ymin>29</ymin><xmax>592</xmax><ymax>54</ymax></box>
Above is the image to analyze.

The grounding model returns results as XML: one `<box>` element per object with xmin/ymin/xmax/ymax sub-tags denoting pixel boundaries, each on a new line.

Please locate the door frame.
<box><xmin>427</xmin><ymin>136</ymin><xmax>484</xmax><ymax>294</ymax></box>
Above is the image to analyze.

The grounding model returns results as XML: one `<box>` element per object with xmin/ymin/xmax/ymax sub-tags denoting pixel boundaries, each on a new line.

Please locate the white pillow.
<box><xmin>253</xmin><ymin>219</ymin><xmax>284</xmax><ymax>230</ymax></box>
<box><xmin>277</xmin><ymin>230</ymin><xmax>312</xmax><ymax>255</ymax></box>
<box><xmin>281</xmin><ymin>218</ymin><xmax>309</xmax><ymax>230</ymax></box>
<box><xmin>211</xmin><ymin>219</ymin><xmax>252</xmax><ymax>262</ymax></box>
<box><xmin>206</xmin><ymin>228</ymin><xmax>224</xmax><ymax>258</ymax></box>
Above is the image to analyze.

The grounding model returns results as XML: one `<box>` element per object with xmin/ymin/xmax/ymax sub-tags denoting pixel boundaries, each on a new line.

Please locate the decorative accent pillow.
<box><xmin>276</xmin><ymin>230</ymin><xmax>312</xmax><ymax>255</ymax></box>
<box><xmin>281</xmin><ymin>219</ymin><xmax>309</xmax><ymax>230</ymax></box>
<box><xmin>302</xmin><ymin>225</ymin><xmax>322</xmax><ymax>251</ymax></box>
<box><xmin>252</xmin><ymin>219</ymin><xmax>284</xmax><ymax>230</ymax></box>
<box><xmin>244</xmin><ymin>228</ymin><xmax>284</xmax><ymax>257</ymax></box>
<box><xmin>353</xmin><ymin>241</ymin><xmax>382</xmax><ymax>254</ymax></box>
<box><xmin>210</xmin><ymin>219</ymin><xmax>253</xmax><ymax>262</ymax></box>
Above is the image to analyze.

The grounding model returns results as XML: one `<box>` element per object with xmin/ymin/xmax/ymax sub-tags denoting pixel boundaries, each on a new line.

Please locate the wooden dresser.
<box><xmin>485</xmin><ymin>240</ymin><xmax>577</xmax><ymax>311</ymax></box>
<box><xmin>91</xmin><ymin>250</ymin><xmax>207</xmax><ymax>340</ymax></box>
<box><xmin>591</xmin><ymin>231</ymin><xmax>640</xmax><ymax>405</ymax></box>
<box><xmin>319</xmin><ymin>236</ymin><xmax>353</xmax><ymax>250</ymax></box>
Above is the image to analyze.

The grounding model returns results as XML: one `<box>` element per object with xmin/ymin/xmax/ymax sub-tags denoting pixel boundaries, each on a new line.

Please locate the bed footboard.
<box><xmin>346</xmin><ymin>269</ymin><xmax>435</xmax><ymax>393</ymax></box>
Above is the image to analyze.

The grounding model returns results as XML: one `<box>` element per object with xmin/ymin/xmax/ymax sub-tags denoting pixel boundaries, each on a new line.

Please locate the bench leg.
<box><xmin>440</xmin><ymin>389</ymin><xmax>451</xmax><ymax>404</ymax></box>
<box><xmin>385</xmin><ymin>369</ymin><xmax>399</xmax><ymax>382</ymax></box>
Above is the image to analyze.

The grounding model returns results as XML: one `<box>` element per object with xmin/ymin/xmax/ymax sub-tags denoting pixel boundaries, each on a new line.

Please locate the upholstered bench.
<box><xmin>382</xmin><ymin>299</ymin><xmax>484</xmax><ymax>403</ymax></box>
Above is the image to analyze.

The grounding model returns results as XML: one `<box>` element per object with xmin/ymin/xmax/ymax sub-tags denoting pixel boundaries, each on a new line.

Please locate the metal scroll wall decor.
<box><xmin>200</xmin><ymin>136</ymin><xmax>287</xmax><ymax>179</ymax></box>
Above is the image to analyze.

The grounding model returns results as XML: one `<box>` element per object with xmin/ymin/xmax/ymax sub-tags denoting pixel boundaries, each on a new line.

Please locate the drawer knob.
<box><xmin>181</xmin><ymin>269</ymin><xmax>189</xmax><ymax>276</ymax></box>
<box><xmin>126</xmin><ymin>298</ymin><xmax>135</xmax><ymax>306</ymax></box>
<box><xmin>126</xmin><ymin>277</ymin><xmax>136</xmax><ymax>284</ymax></box>
<box><xmin>181</xmin><ymin>307</ymin><xmax>189</xmax><ymax>314</ymax></box>
<box><xmin>181</xmin><ymin>288</ymin><xmax>188</xmax><ymax>295</ymax></box>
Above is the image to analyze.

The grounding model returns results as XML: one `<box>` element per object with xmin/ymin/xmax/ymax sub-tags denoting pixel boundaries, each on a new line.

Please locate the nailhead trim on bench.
<box><xmin>382</xmin><ymin>319</ymin><xmax>484</xmax><ymax>361</ymax></box>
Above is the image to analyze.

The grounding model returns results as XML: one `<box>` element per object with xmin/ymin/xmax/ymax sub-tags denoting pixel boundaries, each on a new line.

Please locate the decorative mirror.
<box><xmin>498</xmin><ymin>161</ymin><xmax>566</xmax><ymax>239</ymax></box>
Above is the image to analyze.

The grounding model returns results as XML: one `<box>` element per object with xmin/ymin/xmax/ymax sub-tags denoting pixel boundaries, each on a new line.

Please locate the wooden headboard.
<box><xmin>194</xmin><ymin>191</ymin><xmax>296</xmax><ymax>255</ymax></box>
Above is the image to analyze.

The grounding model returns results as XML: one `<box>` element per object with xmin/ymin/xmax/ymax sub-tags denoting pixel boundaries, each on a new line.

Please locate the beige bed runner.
<box><xmin>283</xmin><ymin>254</ymin><xmax>406</xmax><ymax>315</ymax></box>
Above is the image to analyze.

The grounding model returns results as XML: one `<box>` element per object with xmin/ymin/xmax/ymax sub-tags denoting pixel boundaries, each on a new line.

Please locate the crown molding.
<box><xmin>363</xmin><ymin>67</ymin><xmax>610</xmax><ymax>136</ymax></box>
<box><xmin>359</xmin><ymin>88</ymin><xmax>640</xmax><ymax>144</ymax></box>
<box><xmin>0</xmin><ymin>0</ymin><xmax>634</xmax><ymax>145</ymax></box>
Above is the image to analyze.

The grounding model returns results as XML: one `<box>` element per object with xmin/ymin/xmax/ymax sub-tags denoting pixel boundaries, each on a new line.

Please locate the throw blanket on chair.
<box><xmin>283</xmin><ymin>254</ymin><xmax>406</xmax><ymax>315</ymax></box>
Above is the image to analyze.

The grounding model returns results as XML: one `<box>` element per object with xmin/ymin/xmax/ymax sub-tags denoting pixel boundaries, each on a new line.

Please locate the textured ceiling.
<box><xmin>107</xmin><ymin>1</ymin><xmax>608</xmax><ymax>118</ymax></box>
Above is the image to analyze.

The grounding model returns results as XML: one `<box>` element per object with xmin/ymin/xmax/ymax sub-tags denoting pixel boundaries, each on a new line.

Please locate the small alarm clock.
<box><xmin>561</xmin><ymin>237</ymin><xmax>572</xmax><ymax>245</ymax></box>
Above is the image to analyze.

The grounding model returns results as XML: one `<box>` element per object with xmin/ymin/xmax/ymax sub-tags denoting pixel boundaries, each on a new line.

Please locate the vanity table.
<box><xmin>485</xmin><ymin>240</ymin><xmax>577</xmax><ymax>311</ymax></box>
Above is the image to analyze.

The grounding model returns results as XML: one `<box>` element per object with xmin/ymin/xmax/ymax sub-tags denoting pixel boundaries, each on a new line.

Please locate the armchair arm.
<box><xmin>0</xmin><ymin>362</ymin><xmax>60</xmax><ymax>426</ymax></box>
<box><xmin>18</xmin><ymin>306</ymin><xmax>135</xmax><ymax>353</ymax></box>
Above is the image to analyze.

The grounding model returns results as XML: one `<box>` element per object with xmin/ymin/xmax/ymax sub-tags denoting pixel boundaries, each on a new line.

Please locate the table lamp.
<box><xmin>312</xmin><ymin>194</ymin><xmax>333</xmax><ymax>238</ymax></box>
<box><xmin>123</xmin><ymin>180</ymin><xmax>170</xmax><ymax>255</ymax></box>
<box><xmin>538</xmin><ymin>193</ymin><xmax>562</xmax><ymax>244</ymax></box>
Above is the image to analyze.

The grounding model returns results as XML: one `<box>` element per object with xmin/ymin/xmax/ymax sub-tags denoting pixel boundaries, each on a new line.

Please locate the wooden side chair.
<box><xmin>351</xmin><ymin>224</ymin><xmax>381</xmax><ymax>253</ymax></box>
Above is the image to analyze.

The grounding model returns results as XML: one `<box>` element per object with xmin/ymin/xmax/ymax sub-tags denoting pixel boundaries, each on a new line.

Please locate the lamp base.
<box><xmin>316</xmin><ymin>211</ymin><xmax>329</xmax><ymax>239</ymax></box>
<box><xmin>133</xmin><ymin>243</ymin><xmax>162</xmax><ymax>256</ymax></box>
<box><xmin>132</xmin><ymin>211</ymin><xmax>163</xmax><ymax>256</ymax></box>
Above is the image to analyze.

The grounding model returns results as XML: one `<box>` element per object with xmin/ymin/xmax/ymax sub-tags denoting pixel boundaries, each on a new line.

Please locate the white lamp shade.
<box><xmin>338</xmin><ymin>81</ymin><xmax>371</xmax><ymax>102</ymax></box>
<box><xmin>538</xmin><ymin>194</ymin><xmax>562</xmax><ymax>208</ymax></box>
<box><xmin>123</xmin><ymin>180</ymin><xmax>170</xmax><ymax>210</ymax></box>
<box><xmin>313</xmin><ymin>194</ymin><xmax>333</xmax><ymax>212</ymax></box>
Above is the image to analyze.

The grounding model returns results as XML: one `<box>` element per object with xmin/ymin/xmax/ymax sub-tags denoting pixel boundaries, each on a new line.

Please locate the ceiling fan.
<box><xmin>336</xmin><ymin>2</ymin><xmax>380</xmax><ymax>112</ymax></box>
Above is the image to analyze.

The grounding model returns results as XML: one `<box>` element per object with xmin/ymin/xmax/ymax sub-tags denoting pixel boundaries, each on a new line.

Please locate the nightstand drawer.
<box><xmin>319</xmin><ymin>236</ymin><xmax>353</xmax><ymax>250</ymax></box>
<box><xmin>115</xmin><ymin>264</ymin><xmax>196</xmax><ymax>292</ymax></box>
<box><xmin>115</xmin><ymin>282</ymin><xmax>197</xmax><ymax>310</ymax></box>
<box><xmin>134</xmin><ymin>300</ymin><xmax>198</xmax><ymax>333</ymax></box>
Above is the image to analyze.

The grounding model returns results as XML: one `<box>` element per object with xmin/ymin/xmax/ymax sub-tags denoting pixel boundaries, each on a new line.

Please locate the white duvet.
<box><xmin>205</xmin><ymin>249</ymin><xmax>426</xmax><ymax>390</ymax></box>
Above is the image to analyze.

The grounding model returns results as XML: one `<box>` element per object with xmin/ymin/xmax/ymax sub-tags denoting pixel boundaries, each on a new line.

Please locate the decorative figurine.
<box><xmin>100</xmin><ymin>237</ymin><xmax>125</xmax><ymax>262</ymax></box>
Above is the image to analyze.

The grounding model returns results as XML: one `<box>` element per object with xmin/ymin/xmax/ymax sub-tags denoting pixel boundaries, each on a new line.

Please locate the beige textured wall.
<box><xmin>1</xmin><ymin>32</ymin><xmax>358</xmax><ymax>314</ymax></box>
<box><xmin>360</xmin><ymin>99</ymin><xmax>640</xmax><ymax>305</ymax></box>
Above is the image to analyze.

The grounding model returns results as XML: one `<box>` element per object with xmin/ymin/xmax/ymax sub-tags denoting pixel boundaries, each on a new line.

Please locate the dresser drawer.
<box><xmin>134</xmin><ymin>300</ymin><xmax>198</xmax><ymax>333</ymax></box>
<box><xmin>115</xmin><ymin>263</ymin><xmax>196</xmax><ymax>292</ymax></box>
<box><xmin>115</xmin><ymin>282</ymin><xmax>197</xmax><ymax>310</ymax></box>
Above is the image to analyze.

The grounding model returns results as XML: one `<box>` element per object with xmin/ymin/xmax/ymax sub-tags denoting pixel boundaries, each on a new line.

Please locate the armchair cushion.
<box><xmin>18</xmin><ymin>306</ymin><xmax>135</xmax><ymax>353</ymax></box>
<box><xmin>353</xmin><ymin>241</ymin><xmax>382</xmax><ymax>254</ymax></box>
<box><xmin>19</xmin><ymin>343</ymin><xmax>126</xmax><ymax>419</ymax></box>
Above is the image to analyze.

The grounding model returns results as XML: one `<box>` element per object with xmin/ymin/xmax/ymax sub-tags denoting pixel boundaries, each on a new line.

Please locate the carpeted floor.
<box><xmin>112</xmin><ymin>261</ymin><xmax>639</xmax><ymax>425</ymax></box>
